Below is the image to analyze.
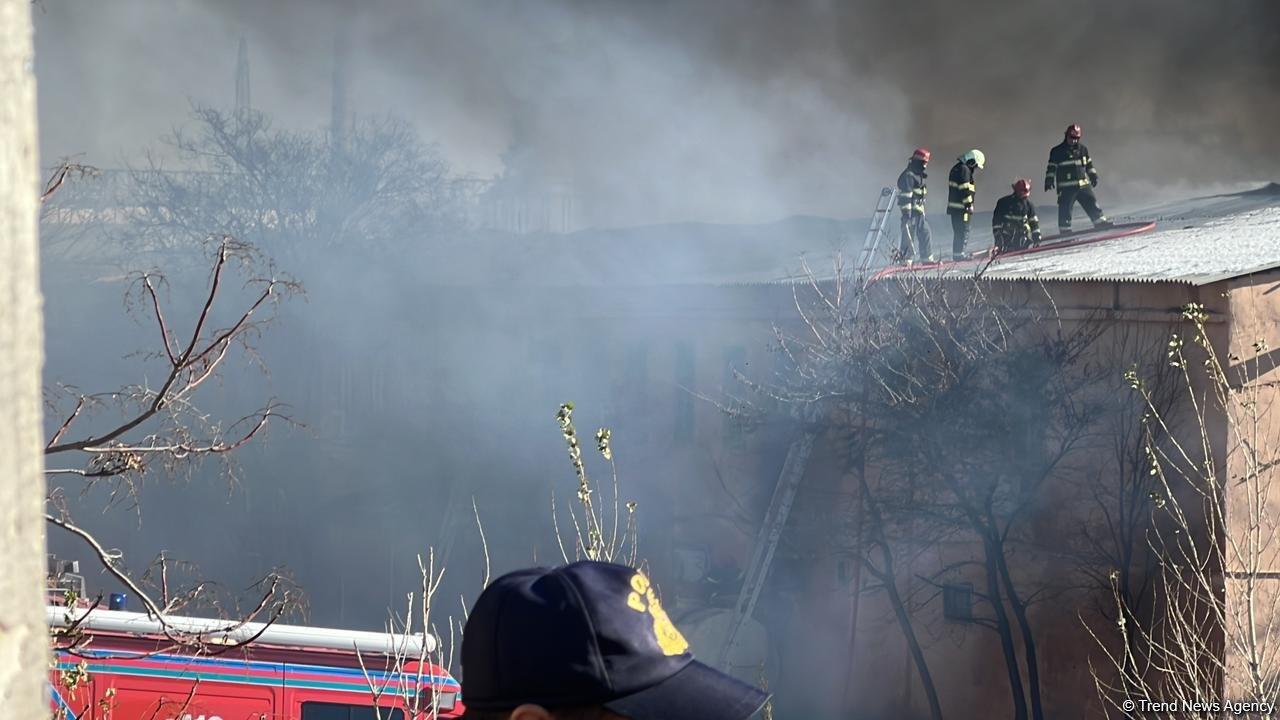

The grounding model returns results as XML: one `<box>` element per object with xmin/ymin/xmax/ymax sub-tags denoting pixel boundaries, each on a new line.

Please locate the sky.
<box><xmin>34</xmin><ymin>0</ymin><xmax>1280</xmax><ymax>228</ymax></box>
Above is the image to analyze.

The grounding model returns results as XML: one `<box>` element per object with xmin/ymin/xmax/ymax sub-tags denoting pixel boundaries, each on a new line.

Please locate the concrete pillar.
<box><xmin>0</xmin><ymin>0</ymin><xmax>48</xmax><ymax>713</ymax></box>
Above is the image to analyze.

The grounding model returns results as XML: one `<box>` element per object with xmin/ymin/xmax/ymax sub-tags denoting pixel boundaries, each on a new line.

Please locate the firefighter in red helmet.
<box><xmin>896</xmin><ymin>147</ymin><xmax>933</xmax><ymax>263</ymax></box>
<box><xmin>1045</xmin><ymin>124</ymin><xmax>1111</xmax><ymax>233</ymax></box>
<box><xmin>992</xmin><ymin>178</ymin><xmax>1042</xmax><ymax>254</ymax></box>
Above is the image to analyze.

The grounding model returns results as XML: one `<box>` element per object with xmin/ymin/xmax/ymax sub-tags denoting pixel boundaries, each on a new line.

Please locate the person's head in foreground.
<box><xmin>460</xmin><ymin>560</ymin><xmax>771</xmax><ymax>720</ymax></box>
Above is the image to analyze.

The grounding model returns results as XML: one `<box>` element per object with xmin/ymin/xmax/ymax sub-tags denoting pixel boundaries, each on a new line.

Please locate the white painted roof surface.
<box><xmin>970</xmin><ymin>205</ymin><xmax>1280</xmax><ymax>285</ymax></box>
<box><xmin>718</xmin><ymin>185</ymin><xmax>1280</xmax><ymax>287</ymax></box>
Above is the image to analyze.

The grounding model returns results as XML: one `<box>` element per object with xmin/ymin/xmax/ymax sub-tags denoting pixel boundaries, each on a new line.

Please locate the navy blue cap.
<box><xmin>461</xmin><ymin>561</ymin><xmax>769</xmax><ymax>720</ymax></box>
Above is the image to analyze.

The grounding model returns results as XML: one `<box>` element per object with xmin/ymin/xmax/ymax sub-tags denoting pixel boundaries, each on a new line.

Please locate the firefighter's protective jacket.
<box><xmin>947</xmin><ymin>161</ymin><xmax>976</xmax><ymax>221</ymax></box>
<box><xmin>1045</xmin><ymin>141</ymin><xmax>1099</xmax><ymax>191</ymax></box>
<box><xmin>897</xmin><ymin>164</ymin><xmax>927</xmax><ymax>216</ymax></box>
<box><xmin>992</xmin><ymin>193</ymin><xmax>1042</xmax><ymax>251</ymax></box>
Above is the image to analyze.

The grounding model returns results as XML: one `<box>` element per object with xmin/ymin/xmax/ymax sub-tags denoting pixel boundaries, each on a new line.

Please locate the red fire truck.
<box><xmin>48</xmin><ymin>603</ymin><xmax>464</xmax><ymax>719</ymax></box>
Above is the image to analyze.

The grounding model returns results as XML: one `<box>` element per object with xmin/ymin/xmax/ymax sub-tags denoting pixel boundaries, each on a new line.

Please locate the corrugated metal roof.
<box><xmin>696</xmin><ymin>185</ymin><xmax>1280</xmax><ymax>289</ymax></box>
<box><xmin>869</xmin><ymin>205</ymin><xmax>1280</xmax><ymax>287</ymax></box>
<box><xmin>975</xmin><ymin>206</ymin><xmax>1280</xmax><ymax>285</ymax></box>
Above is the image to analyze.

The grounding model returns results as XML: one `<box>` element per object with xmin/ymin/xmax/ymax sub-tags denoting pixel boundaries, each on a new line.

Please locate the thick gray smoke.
<box><xmin>32</xmin><ymin>3</ymin><xmax>1280</xmax><ymax>715</ymax></box>
<box><xmin>36</xmin><ymin>0</ymin><xmax>1279</xmax><ymax>227</ymax></box>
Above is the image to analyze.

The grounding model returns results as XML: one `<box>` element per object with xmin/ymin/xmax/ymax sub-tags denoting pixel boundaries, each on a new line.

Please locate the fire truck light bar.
<box><xmin>46</xmin><ymin>606</ymin><xmax>438</xmax><ymax>656</ymax></box>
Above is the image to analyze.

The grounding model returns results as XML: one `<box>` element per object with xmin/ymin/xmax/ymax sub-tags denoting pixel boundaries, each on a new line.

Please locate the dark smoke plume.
<box><xmin>36</xmin><ymin>0</ymin><xmax>1280</xmax><ymax>227</ymax></box>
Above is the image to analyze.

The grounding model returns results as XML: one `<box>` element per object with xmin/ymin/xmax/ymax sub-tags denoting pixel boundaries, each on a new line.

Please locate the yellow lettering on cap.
<box><xmin>647</xmin><ymin>593</ymin><xmax>690</xmax><ymax>656</ymax></box>
<box><xmin>625</xmin><ymin>571</ymin><xmax>690</xmax><ymax>657</ymax></box>
<box><xmin>630</xmin><ymin>573</ymin><xmax>650</xmax><ymax>594</ymax></box>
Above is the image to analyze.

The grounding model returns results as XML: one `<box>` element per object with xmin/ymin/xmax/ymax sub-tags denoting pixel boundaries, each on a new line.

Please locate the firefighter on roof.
<box><xmin>1045</xmin><ymin>124</ymin><xmax>1112</xmax><ymax>233</ymax></box>
<box><xmin>897</xmin><ymin>147</ymin><xmax>933</xmax><ymax>263</ymax></box>
<box><xmin>947</xmin><ymin>149</ymin><xmax>985</xmax><ymax>260</ymax></box>
<box><xmin>992</xmin><ymin>178</ymin><xmax>1042</xmax><ymax>254</ymax></box>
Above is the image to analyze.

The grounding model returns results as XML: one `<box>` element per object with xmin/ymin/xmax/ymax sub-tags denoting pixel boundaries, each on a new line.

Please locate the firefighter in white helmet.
<box><xmin>947</xmin><ymin>149</ymin><xmax>985</xmax><ymax>260</ymax></box>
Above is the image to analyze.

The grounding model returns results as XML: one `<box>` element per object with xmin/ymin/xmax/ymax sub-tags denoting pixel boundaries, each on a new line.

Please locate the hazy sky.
<box><xmin>34</xmin><ymin>0</ymin><xmax>1280</xmax><ymax>226</ymax></box>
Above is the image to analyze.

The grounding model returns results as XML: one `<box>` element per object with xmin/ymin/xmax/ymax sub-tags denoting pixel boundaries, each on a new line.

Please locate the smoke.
<box><xmin>31</xmin><ymin>3</ymin><xmax>1280</xmax><ymax>715</ymax></box>
<box><xmin>36</xmin><ymin>0</ymin><xmax>1279</xmax><ymax>227</ymax></box>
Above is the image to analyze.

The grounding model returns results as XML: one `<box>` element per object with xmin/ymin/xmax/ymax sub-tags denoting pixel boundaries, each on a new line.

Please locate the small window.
<box><xmin>943</xmin><ymin>583</ymin><xmax>973</xmax><ymax>622</ymax></box>
<box><xmin>301</xmin><ymin>702</ymin><xmax>406</xmax><ymax>720</ymax></box>
<box><xmin>836</xmin><ymin>558</ymin><xmax>853</xmax><ymax>585</ymax></box>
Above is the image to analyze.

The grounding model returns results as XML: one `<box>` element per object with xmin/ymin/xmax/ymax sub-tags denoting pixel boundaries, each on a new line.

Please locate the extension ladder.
<box><xmin>715</xmin><ymin>431</ymin><xmax>817</xmax><ymax>672</ymax></box>
<box><xmin>856</xmin><ymin>187</ymin><xmax>900</xmax><ymax>281</ymax></box>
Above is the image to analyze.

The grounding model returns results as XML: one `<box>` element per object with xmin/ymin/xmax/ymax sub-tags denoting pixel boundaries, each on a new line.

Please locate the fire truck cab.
<box><xmin>48</xmin><ymin>603</ymin><xmax>464</xmax><ymax>719</ymax></box>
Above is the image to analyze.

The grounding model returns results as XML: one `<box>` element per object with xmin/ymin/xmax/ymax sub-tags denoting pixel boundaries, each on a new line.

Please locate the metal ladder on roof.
<box><xmin>850</xmin><ymin>186</ymin><xmax>899</xmax><ymax>316</ymax></box>
<box><xmin>715</xmin><ymin>430</ymin><xmax>817</xmax><ymax>672</ymax></box>
<box><xmin>856</xmin><ymin>187</ymin><xmax>900</xmax><ymax>281</ymax></box>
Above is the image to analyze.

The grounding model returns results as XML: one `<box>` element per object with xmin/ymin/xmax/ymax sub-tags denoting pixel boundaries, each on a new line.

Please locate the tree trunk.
<box><xmin>857</xmin><ymin>470</ymin><xmax>944</xmax><ymax>720</ymax></box>
<box><xmin>983</xmin><ymin>534</ymin><xmax>1029</xmax><ymax>720</ymax></box>
<box><xmin>0</xmin><ymin>0</ymin><xmax>48</xmax><ymax>714</ymax></box>
<box><xmin>875</xmin><ymin>548</ymin><xmax>945</xmax><ymax>720</ymax></box>
<box><xmin>993</xmin><ymin>533</ymin><xmax>1045</xmax><ymax>720</ymax></box>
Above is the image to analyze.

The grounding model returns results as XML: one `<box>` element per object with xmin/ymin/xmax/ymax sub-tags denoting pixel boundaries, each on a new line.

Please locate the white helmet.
<box><xmin>960</xmin><ymin>149</ymin><xmax>986</xmax><ymax>169</ymax></box>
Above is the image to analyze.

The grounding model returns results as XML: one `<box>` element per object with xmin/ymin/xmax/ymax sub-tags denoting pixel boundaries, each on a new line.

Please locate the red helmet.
<box><xmin>1065</xmin><ymin>124</ymin><xmax>1082</xmax><ymax>139</ymax></box>
<box><xmin>1013</xmin><ymin>178</ymin><xmax>1032</xmax><ymax>198</ymax></box>
<box><xmin>911</xmin><ymin>147</ymin><xmax>931</xmax><ymax>163</ymax></box>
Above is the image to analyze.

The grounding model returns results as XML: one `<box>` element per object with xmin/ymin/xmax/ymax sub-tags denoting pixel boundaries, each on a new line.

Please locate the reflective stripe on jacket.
<box><xmin>992</xmin><ymin>193</ymin><xmax>1042</xmax><ymax>242</ymax></box>
<box><xmin>897</xmin><ymin>166</ymin><xmax>927</xmax><ymax>215</ymax></box>
<box><xmin>947</xmin><ymin>161</ymin><xmax>976</xmax><ymax>220</ymax></box>
<box><xmin>1045</xmin><ymin>141</ymin><xmax>1098</xmax><ymax>191</ymax></box>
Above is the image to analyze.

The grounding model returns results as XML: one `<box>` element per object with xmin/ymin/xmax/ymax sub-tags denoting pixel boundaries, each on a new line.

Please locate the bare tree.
<box><xmin>39</xmin><ymin>105</ymin><xmax>471</xmax><ymax>658</ymax></box>
<box><xmin>1068</xmin><ymin>321</ymin><xmax>1184</xmax><ymax>701</ymax></box>
<box><xmin>1090</xmin><ymin>301</ymin><xmax>1280</xmax><ymax>718</ymax></box>
<box><xmin>359</xmin><ymin>549</ymin><xmax>463</xmax><ymax>720</ymax></box>
<box><xmin>120</xmin><ymin>106</ymin><xmax>467</xmax><ymax>262</ymax></box>
<box><xmin>42</xmin><ymin>161</ymin><xmax>304</xmax><ymax>657</ymax></box>
<box><xmin>745</xmin><ymin>266</ymin><xmax>1120</xmax><ymax>720</ymax></box>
